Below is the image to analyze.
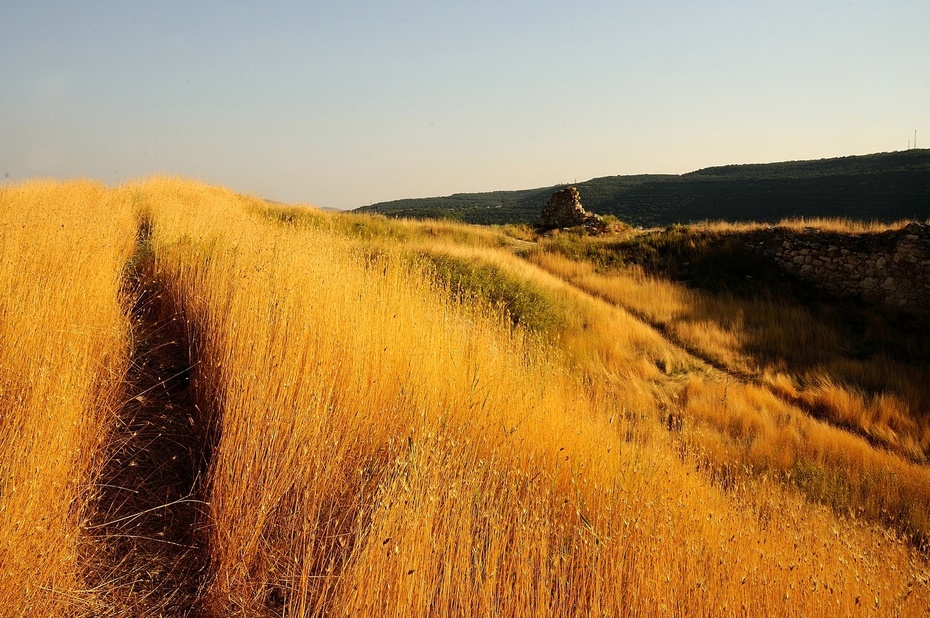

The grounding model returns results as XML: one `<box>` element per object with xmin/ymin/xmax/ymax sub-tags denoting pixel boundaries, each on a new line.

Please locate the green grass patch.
<box><xmin>256</xmin><ymin>203</ymin><xmax>415</xmax><ymax>241</ymax></box>
<box><xmin>417</xmin><ymin>252</ymin><xmax>564</xmax><ymax>334</ymax></box>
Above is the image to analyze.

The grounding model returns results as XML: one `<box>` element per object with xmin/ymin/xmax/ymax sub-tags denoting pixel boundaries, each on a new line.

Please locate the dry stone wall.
<box><xmin>744</xmin><ymin>222</ymin><xmax>930</xmax><ymax>313</ymax></box>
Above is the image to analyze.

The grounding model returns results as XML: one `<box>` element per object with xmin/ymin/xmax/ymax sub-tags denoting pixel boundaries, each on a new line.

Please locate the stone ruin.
<box><xmin>539</xmin><ymin>187</ymin><xmax>605</xmax><ymax>233</ymax></box>
<box><xmin>744</xmin><ymin>221</ymin><xmax>930</xmax><ymax>314</ymax></box>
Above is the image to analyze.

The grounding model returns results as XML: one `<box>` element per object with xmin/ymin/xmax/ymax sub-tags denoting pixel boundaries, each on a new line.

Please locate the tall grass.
<box><xmin>526</xmin><ymin>242</ymin><xmax>930</xmax><ymax>543</ymax></box>
<box><xmin>2</xmin><ymin>179</ymin><xmax>929</xmax><ymax>615</ymax></box>
<box><xmin>0</xmin><ymin>181</ymin><xmax>135</xmax><ymax>615</ymax></box>
<box><xmin>138</xmin><ymin>181</ymin><xmax>929</xmax><ymax>615</ymax></box>
<box><xmin>257</xmin><ymin>202</ymin><xmax>511</xmax><ymax>248</ymax></box>
<box><xmin>527</xmin><ymin>243</ymin><xmax>930</xmax><ymax>461</ymax></box>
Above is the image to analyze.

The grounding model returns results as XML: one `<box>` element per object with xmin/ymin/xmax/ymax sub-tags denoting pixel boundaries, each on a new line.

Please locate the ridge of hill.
<box><xmin>355</xmin><ymin>150</ymin><xmax>930</xmax><ymax>227</ymax></box>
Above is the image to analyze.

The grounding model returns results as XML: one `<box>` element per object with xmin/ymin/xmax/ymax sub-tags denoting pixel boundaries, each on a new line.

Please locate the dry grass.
<box><xmin>0</xmin><ymin>180</ymin><xmax>135</xmax><ymax>615</ymax></box>
<box><xmin>683</xmin><ymin>217</ymin><xmax>925</xmax><ymax>234</ymax></box>
<box><xmin>1</xmin><ymin>179</ymin><xmax>929</xmax><ymax>615</ymax></box>
<box><xmin>257</xmin><ymin>202</ymin><xmax>511</xmax><ymax>248</ymax></box>
<box><xmin>145</xmin><ymin>182</ymin><xmax>930</xmax><ymax>615</ymax></box>
<box><xmin>526</xmin><ymin>245</ymin><xmax>930</xmax><ymax>462</ymax></box>
<box><xmin>525</xmin><ymin>237</ymin><xmax>930</xmax><ymax>543</ymax></box>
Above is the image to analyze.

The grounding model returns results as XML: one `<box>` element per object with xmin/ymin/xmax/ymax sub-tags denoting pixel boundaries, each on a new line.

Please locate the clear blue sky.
<box><xmin>2</xmin><ymin>1</ymin><xmax>928</xmax><ymax>209</ymax></box>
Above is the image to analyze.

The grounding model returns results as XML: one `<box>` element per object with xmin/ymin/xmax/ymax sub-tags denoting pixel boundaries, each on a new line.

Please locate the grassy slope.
<box><xmin>530</xmin><ymin>224</ymin><xmax>930</xmax><ymax>457</ymax></box>
<box><xmin>2</xmin><ymin>180</ymin><xmax>929</xmax><ymax>616</ymax></box>
<box><xmin>356</xmin><ymin>149</ymin><xmax>930</xmax><ymax>226</ymax></box>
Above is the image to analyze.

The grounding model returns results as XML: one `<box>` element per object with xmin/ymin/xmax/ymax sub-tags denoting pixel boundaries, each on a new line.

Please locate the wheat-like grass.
<box><xmin>2</xmin><ymin>179</ymin><xmax>928</xmax><ymax>616</ymax></box>
<box><xmin>0</xmin><ymin>180</ymin><xmax>135</xmax><ymax>616</ymax></box>
<box><xmin>139</xmin><ymin>181</ymin><xmax>930</xmax><ymax>615</ymax></box>
<box><xmin>526</xmin><ymin>241</ymin><xmax>930</xmax><ymax>543</ymax></box>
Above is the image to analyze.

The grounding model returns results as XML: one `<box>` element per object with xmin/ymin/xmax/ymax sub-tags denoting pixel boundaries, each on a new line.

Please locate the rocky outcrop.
<box><xmin>539</xmin><ymin>187</ymin><xmax>605</xmax><ymax>232</ymax></box>
<box><xmin>744</xmin><ymin>222</ymin><xmax>930</xmax><ymax>314</ymax></box>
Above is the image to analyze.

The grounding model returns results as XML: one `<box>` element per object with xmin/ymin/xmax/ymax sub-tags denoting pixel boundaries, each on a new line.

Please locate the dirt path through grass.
<box><xmin>86</xmin><ymin>220</ymin><xmax>210</xmax><ymax>615</ymax></box>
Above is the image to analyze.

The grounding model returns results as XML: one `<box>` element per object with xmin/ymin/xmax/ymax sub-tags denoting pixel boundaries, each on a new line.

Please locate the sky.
<box><xmin>1</xmin><ymin>1</ymin><xmax>928</xmax><ymax>210</ymax></box>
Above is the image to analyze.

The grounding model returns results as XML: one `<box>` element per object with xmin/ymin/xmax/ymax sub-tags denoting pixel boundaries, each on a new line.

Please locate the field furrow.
<box><xmin>86</xmin><ymin>216</ymin><xmax>211</xmax><ymax>615</ymax></box>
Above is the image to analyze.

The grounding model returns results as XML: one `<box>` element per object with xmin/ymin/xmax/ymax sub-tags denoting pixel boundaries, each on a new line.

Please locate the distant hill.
<box><xmin>355</xmin><ymin>150</ymin><xmax>930</xmax><ymax>227</ymax></box>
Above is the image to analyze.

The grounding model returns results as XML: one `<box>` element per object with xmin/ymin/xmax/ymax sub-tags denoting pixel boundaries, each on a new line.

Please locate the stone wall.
<box><xmin>743</xmin><ymin>222</ymin><xmax>930</xmax><ymax>313</ymax></box>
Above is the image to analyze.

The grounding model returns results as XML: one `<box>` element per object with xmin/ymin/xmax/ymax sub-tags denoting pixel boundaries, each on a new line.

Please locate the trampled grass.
<box><xmin>1</xmin><ymin>179</ymin><xmax>929</xmax><ymax>616</ymax></box>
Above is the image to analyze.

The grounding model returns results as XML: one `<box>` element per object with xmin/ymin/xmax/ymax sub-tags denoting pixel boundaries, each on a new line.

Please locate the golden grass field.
<box><xmin>1</xmin><ymin>178</ymin><xmax>928</xmax><ymax>616</ymax></box>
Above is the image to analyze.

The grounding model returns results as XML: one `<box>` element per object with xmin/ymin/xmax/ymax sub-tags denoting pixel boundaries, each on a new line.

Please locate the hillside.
<box><xmin>2</xmin><ymin>180</ymin><xmax>929</xmax><ymax>616</ymax></box>
<box><xmin>356</xmin><ymin>149</ymin><xmax>930</xmax><ymax>226</ymax></box>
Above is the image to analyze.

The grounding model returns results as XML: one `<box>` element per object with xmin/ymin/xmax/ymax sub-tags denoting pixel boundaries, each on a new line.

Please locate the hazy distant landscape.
<box><xmin>358</xmin><ymin>150</ymin><xmax>930</xmax><ymax>227</ymax></box>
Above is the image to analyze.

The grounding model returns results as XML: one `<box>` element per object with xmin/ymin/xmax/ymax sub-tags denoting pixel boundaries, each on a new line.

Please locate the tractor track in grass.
<box><xmin>86</xmin><ymin>219</ymin><xmax>212</xmax><ymax>616</ymax></box>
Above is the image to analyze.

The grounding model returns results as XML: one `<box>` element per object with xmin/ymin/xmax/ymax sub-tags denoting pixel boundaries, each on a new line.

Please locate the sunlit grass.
<box><xmin>525</xmin><ymin>230</ymin><xmax>930</xmax><ymax>543</ymax></box>
<box><xmin>149</xmin><ymin>185</ymin><xmax>930</xmax><ymax>614</ymax></box>
<box><xmin>1</xmin><ymin>179</ymin><xmax>928</xmax><ymax>616</ymax></box>
<box><xmin>527</xmin><ymin>238</ymin><xmax>930</xmax><ymax>461</ymax></box>
<box><xmin>0</xmin><ymin>180</ymin><xmax>135</xmax><ymax>615</ymax></box>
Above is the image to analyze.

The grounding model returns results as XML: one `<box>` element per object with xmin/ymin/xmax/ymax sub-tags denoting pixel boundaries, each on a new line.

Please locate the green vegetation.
<box><xmin>357</xmin><ymin>149</ymin><xmax>930</xmax><ymax>227</ymax></box>
<box><xmin>417</xmin><ymin>251</ymin><xmax>563</xmax><ymax>333</ymax></box>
